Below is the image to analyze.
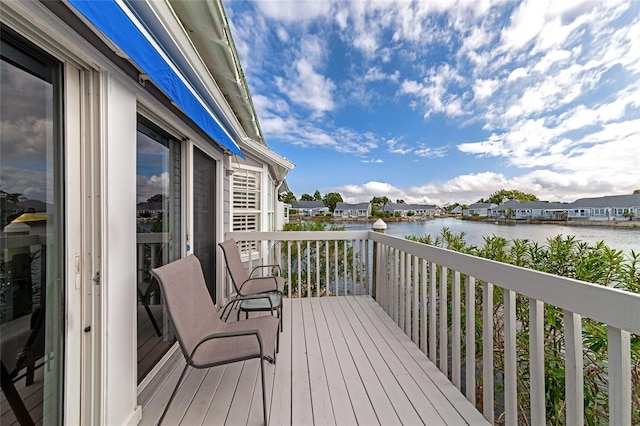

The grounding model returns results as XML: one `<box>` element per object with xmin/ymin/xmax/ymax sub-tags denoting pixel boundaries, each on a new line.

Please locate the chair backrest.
<box><xmin>218</xmin><ymin>238</ymin><xmax>250</xmax><ymax>293</ymax></box>
<box><xmin>150</xmin><ymin>255</ymin><xmax>222</xmax><ymax>360</ymax></box>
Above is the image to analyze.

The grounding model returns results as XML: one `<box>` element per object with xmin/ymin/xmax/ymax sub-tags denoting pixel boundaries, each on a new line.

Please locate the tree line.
<box><xmin>279</xmin><ymin>188</ymin><xmax>543</xmax><ymax>214</ymax></box>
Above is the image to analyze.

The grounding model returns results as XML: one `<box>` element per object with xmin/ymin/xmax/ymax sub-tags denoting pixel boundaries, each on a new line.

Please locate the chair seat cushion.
<box><xmin>190</xmin><ymin>315</ymin><xmax>279</xmax><ymax>368</ymax></box>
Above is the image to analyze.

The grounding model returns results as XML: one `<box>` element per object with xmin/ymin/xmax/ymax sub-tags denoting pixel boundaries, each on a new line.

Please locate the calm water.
<box><xmin>341</xmin><ymin>218</ymin><xmax>640</xmax><ymax>256</ymax></box>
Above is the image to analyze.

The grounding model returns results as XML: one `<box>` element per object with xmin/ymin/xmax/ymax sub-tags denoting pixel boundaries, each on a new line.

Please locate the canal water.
<box><xmin>341</xmin><ymin>218</ymin><xmax>639</xmax><ymax>256</ymax></box>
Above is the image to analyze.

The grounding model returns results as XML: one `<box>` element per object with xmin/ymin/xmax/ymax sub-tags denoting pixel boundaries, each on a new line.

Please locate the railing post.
<box><xmin>608</xmin><ymin>326</ymin><xmax>631</xmax><ymax>426</ymax></box>
<box><xmin>564</xmin><ymin>311</ymin><xmax>584</xmax><ymax>426</ymax></box>
<box><xmin>371</xmin><ymin>219</ymin><xmax>387</xmax><ymax>300</ymax></box>
<box><xmin>482</xmin><ymin>282</ymin><xmax>494</xmax><ymax>424</ymax></box>
<box><xmin>530</xmin><ymin>298</ymin><xmax>545</xmax><ymax>425</ymax></box>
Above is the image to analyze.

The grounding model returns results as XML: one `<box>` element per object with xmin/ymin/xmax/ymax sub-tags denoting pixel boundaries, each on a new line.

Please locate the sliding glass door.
<box><xmin>193</xmin><ymin>147</ymin><xmax>217</xmax><ymax>302</ymax></box>
<box><xmin>135</xmin><ymin>118</ymin><xmax>180</xmax><ymax>382</ymax></box>
<box><xmin>1</xmin><ymin>30</ymin><xmax>65</xmax><ymax>425</ymax></box>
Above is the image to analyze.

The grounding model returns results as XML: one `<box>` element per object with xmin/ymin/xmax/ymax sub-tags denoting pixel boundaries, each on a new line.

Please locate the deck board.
<box><xmin>309</xmin><ymin>298</ymin><xmax>358</xmax><ymax>426</ymax></box>
<box><xmin>139</xmin><ymin>296</ymin><xmax>489</xmax><ymax>425</ymax></box>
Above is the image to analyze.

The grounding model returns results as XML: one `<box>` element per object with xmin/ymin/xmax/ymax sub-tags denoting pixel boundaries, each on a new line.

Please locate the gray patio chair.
<box><xmin>150</xmin><ymin>255</ymin><xmax>279</xmax><ymax>425</ymax></box>
<box><xmin>219</xmin><ymin>238</ymin><xmax>285</xmax><ymax>329</ymax></box>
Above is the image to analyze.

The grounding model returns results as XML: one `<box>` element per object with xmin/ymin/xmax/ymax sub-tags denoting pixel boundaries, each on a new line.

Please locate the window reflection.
<box><xmin>136</xmin><ymin>119</ymin><xmax>180</xmax><ymax>382</ymax></box>
<box><xmin>1</xmin><ymin>35</ymin><xmax>63</xmax><ymax>425</ymax></box>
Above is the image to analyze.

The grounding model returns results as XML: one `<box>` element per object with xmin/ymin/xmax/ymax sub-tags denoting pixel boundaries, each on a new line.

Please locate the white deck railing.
<box><xmin>226</xmin><ymin>230</ymin><xmax>640</xmax><ymax>425</ymax></box>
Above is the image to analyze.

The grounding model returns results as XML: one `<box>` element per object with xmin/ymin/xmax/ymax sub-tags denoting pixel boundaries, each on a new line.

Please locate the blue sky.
<box><xmin>224</xmin><ymin>0</ymin><xmax>640</xmax><ymax>206</ymax></box>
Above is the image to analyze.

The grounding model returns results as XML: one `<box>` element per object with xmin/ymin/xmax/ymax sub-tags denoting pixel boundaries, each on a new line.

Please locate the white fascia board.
<box><xmin>240</xmin><ymin>138</ymin><xmax>294</xmax><ymax>180</ymax></box>
<box><xmin>126</xmin><ymin>0</ymin><xmax>247</xmax><ymax>143</ymax></box>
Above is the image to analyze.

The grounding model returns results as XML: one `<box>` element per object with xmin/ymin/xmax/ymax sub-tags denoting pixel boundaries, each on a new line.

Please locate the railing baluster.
<box><xmin>465</xmin><ymin>276</ymin><xmax>476</xmax><ymax>405</ymax></box>
<box><xmin>394</xmin><ymin>248</ymin><xmax>400</xmax><ymax>325</ymax></box>
<box><xmin>343</xmin><ymin>240</ymin><xmax>348</xmax><ymax>296</ymax></box>
<box><xmin>429</xmin><ymin>261</ymin><xmax>437</xmax><ymax>363</ymax></box>
<box><xmin>352</xmin><ymin>240</ymin><xmax>357</xmax><ymax>295</ymax></box>
<box><xmin>150</xmin><ymin>244</ymin><xmax>157</xmax><ymax>269</ymax></box>
<box><xmin>482</xmin><ymin>281</ymin><xmax>494</xmax><ymax>424</ymax></box>
<box><xmin>325</xmin><ymin>241</ymin><xmax>329</xmax><ymax>297</ymax></box>
<box><xmin>412</xmin><ymin>255</ymin><xmax>419</xmax><ymax>346</ymax></box>
<box><xmin>608</xmin><ymin>326</ymin><xmax>631</xmax><ymax>426</ymax></box>
<box><xmin>405</xmin><ymin>253</ymin><xmax>412</xmax><ymax>336</ymax></box>
<box><xmin>564</xmin><ymin>310</ymin><xmax>584</xmax><ymax>426</ymax></box>
<box><xmin>530</xmin><ymin>298</ymin><xmax>545</xmax><ymax>425</ymax></box>
<box><xmin>452</xmin><ymin>270</ymin><xmax>461</xmax><ymax>389</ymax></box>
<box><xmin>315</xmin><ymin>241</ymin><xmax>320</xmax><ymax>297</ymax></box>
<box><xmin>364</xmin><ymin>239</ymin><xmax>369</xmax><ymax>295</ymax></box>
<box><xmin>334</xmin><ymin>240</ymin><xmax>338</xmax><ymax>296</ymax></box>
<box><xmin>287</xmin><ymin>241</ymin><xmax>292</xmax><ymax>298</ymax></box>
<box><xmin>296</xmin><ymin>241</ymin><xmax>302</xmax><ymax>298</ymax></box>
<box><xmin>275</xmin><ymin>239</ymin><xmax>281</xmax><ymax>274</ymax></box>
<box><xmin>439</xmin><ymin>265</ymin><xmax>448</xmax><ymax>377</ymax></box>
<box><xmin>400</xmin><ymin>250</ymin><xmax>406</xmax><ymax>331</ymax></box>
<box><xmin>306</xmin><ymin>241</ymin><xmax>311</xmax><ymax>297</ymax></box>
<box><xmin>504</xmin><ymin>289</ymin><xmax>517</xmax><ymax>425</ymax></box>
<box><xmin>382</xmin><ymin>244</ymin><xmax>389</xmax><ymax>312</ymax></box>
<box><xmin>377</xmin><ymin>243</ymin><xmax>384</xmax><ymax>309</ymax></box>
<box><xmin>420</xmin><ymin>258</ymin><xmax>427</xmax><ymax>353</ymax></box>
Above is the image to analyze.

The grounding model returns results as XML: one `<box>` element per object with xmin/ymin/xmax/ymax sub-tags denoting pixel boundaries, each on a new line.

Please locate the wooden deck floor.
<box><xmin>138</xmin><ymin>296</ymin><xmax>489</xmax><ymax>425</ymax></box>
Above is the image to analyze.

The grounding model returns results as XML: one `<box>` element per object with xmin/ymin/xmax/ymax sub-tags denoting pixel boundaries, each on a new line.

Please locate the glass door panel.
<box><xmin>135</xmin><ymin>118</ymin><xmax>180</xmax><ymax>382</ymax></box>
<box><xmin>193</xmin><ymin>148</ymin><xmax>216</xmax><ymax>302</ymax></box>
<box><xmin>1</xmin><ymin>33</ymin><xmax>64</xmax><ymax>425</ymax></box>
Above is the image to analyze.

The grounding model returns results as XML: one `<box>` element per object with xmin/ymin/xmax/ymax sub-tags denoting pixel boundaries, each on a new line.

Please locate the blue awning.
<box><xmin>68</xmin><ymin>0</ymin><xmax>243</xmax><ymax>157</ymax></box>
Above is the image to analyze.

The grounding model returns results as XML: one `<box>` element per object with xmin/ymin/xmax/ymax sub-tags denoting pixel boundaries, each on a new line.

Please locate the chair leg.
<box><xmin>1</xmin><ymin>362</ymin><xmax>34</xmax><ymax>426</ymax></box>
<box><xmin>157</xmin><ymin>362</ymin><xmax>190</xmax><ymax>425</ymax></box>
<box><xmin>261</xmin><ymin>356</ymin><xmax>268</xmax><ymax>426</ymax></box>
<box><xmin>26</xmin><ymin>360</ymin><xmax>35</xmax><ymax>386</ymax></box>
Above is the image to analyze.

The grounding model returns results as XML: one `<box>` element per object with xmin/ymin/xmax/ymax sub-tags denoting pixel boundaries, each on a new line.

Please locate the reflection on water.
<box><xmin>343</xmin><ymin>218</ymin><xmax>640</xmax><ymax>255</ymax></box>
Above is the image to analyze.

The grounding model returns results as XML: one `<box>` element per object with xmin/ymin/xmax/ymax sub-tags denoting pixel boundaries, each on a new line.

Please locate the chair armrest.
<box><xmin>248</xmin><ymin>264</ymin><xmax>282</xmax><ymax>278</ymax></box>
<box><xmin>187</xmin><ymin>329</ymin><xmax>265</xmax><ymax>365</ymax></box>
<box><xmin>239</xmin><ymin>276</ymin><xmax>281</xmax><ymax>294</ymax></box>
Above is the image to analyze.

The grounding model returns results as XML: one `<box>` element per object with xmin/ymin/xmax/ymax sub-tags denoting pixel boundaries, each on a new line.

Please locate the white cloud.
<box><xmin>387</xmin><ymin>137</ymin><xmax>412</xmax><ymax>155</ymax></box>
<box><xmin>507</xmin><ymin>67</ymin><xmax>528</xmax><ymax>81</ymax></box>
<box><xmin>253</xmin><ymin>0</ymin><xmax>332</xmax><ymax>22</ymax></box>
<box><xmin>473</xmin><ymin>78</ymin><xmax>499</xmax><ymax>100</ymax></box>
<box><xmin>399</xmin><ymin>63</ymin><xmax>467</xmax><ymax>118</ymax></box>
<box><xmin>275</xmin><ymin>52</ymin><xmax>336</xmax><ymax>116</ymax></box>
<box><xmin>137</xmin><ymin>172</ymin><xmax>169</xmax><ymax>203</ymax></box>
<box><xmin>364</xmin><ymin>67</ymin><xmax>400</xmax><ymax>82</ymax></box>
<box><xmin>414</xmin><ymin>146</ymin><xmax>447</xmax><ymax>158</ymax></box>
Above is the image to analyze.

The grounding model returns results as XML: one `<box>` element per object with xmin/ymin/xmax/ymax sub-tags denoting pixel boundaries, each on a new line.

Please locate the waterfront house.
<box><xmin>291</xmin><ymin>200</ymin><xmax>329</xmax><ymax>216</ymax></box>
<box><xmin>333</xmin><ymin>202</ymin><xmax>371</xmax><ymax>218</ymax></box>
<box><xmin>384</xmin><ymin>203</ymin><xmax>441</xmax><ymax>217</ymax></box>
<box><xmin>490</xmin><ymin>200</ymin><xmax>570</xmax><ymax>220</ymax></box>
<box><xmin>489</xmin><ymin>194</ymin><xmax>640</xmax><ymax>221</ymax></box>
<box><xmin>568</xmin><ymin>194</ymin><xmax>640</xmax><ymax>221</ymax></box>
<box><xmin>463</xmin><ymin>202</ymin><xmax>498</xmax><ymax>217</ymax></box>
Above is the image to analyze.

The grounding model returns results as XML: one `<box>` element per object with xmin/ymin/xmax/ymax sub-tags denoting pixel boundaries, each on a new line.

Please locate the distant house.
<box><xmin>463</xmin><ymin>203</ymin><xmax>497</xmax><ymax>217</ymax></box>
<box><xmin>450</xmin><ymin>206</ymin><xmax>463</xmax><ymax>215</ymax></box>
<box><xmin>384</xmin><ymin>203</ymin><xmax>441</xmax><ymax>217</ymax></box>
<box><xmin>488</xmin><ymin>194</ymin><xmax>640</xmax><ymax>221</ymax></box>
<box><xmin>567</xmin><ymin>194</ymin><xmax>640</xmax><ymax>221</ymax></box>
<box><xmin>292</xmin><ymin>200</ymin><xmax>329</xmax><ymax>216</ymax></box>
<box><xmin>333</xmin><ymin>202</ymin><xmax>371</xmax><ymax>218</ymax></box>
<box><xmin>490</xmin><ymin>200</ymin><xmax>569</xmax><ymax>220</ymax></box>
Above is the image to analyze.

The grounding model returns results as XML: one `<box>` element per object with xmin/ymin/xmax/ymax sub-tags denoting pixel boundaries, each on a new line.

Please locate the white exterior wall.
<box><xmin>103</xmin><ymin>74</ymin><xmax>141</xmax><ymax>425</ymax></box>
